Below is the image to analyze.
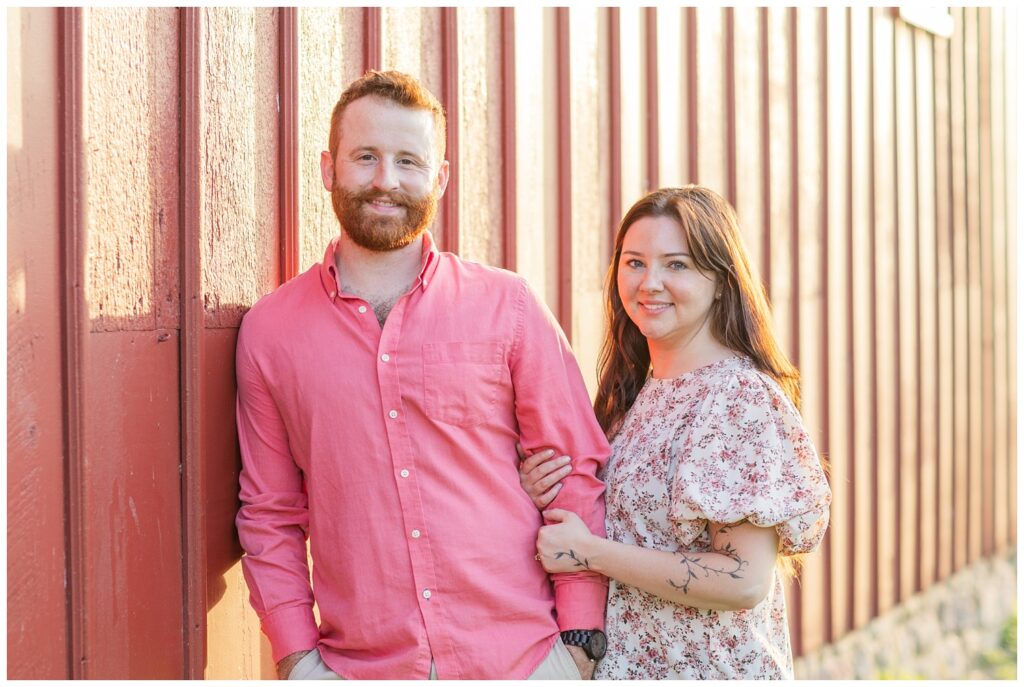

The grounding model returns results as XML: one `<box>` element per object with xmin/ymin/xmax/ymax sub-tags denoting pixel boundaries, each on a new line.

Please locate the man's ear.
<box><xmin>320</xmin><ymin>150</ymin><xmax>335</xmax><ymax>192</ymax></box>
<box><xmin>435</xmin><ymin>159</ymin><xmax>450</xmax><ymax>198</ymax></box>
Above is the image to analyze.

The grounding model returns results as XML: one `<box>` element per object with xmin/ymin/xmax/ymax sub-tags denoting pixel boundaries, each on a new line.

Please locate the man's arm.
<box><xmin>235</xmin><ymin>324</ymin><xmax>320</xmax><ymax>667</ymax></box>
<box><xmin>508</xmin><ymin>279</ymin><xmax>610</xmax><ymax>633</ymax></box>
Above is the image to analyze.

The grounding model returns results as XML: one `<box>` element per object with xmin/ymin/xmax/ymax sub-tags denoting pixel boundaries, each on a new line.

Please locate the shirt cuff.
<box><xmin>552</xmin><ymin>576</ymin><xmax>608</xmax><ymax>631</ymax></box>
<box><xmin>261</xmin><ymin>604</ymin><xmax>320</xmax><ymax>663</ymax></box>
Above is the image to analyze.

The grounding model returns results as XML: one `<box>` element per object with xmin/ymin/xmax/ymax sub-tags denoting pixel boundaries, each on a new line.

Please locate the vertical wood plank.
<box><xmin>794</xmin><ymin>5</ymin><xmax>828</xmax><ymax>653</ymax></box>
<box><xmin>695</xmin><ymin>6</ymin><xmax>727</xmax><ymax>194</ymax></box>
<box><xmin>913</xmin><ymin>26</ymin><xmax>939</xmax><ymax>589</ymax></box>
<box><xmin>441</xmin><ymin>7</ymin><xmax>459</xmax><ymax>255</ymax></box>
<box><xmin>894</xmin><ymin>16</ymin><xmax>919</xmax><ymax>602</ymax></box>
<box><xmin>501</xmin><ymin>8</ymin><xmax>517</xmax><ymax>271</ymax></box>
<box><xmin>63</xmin><ymin>6</ymin><xmax>88</xmax><ymax>678</ymax></box>
<box><xmin>949</xmin><ymin>6</ymin><xmax>970</xmax><ymax>573</ymax></box>
<box><xmin>765</xmin><ymin>7</ymin><xmax>794</xmax><ymax>359</ymax></box>
<box><xmin>363</xmin><ymin>7</ymin><xmax>380</xmax><ymax>72</ymax></box>
<box><xmin>645</xmin><ymin>7</ymin><xmax>659</xmax><ymax>190</ymax></box>
<box><xmin>988</xmin><ymin>6</ymin><xmax>1009</xmax><ymax>554</ymax></box>
<box><xmin>824</xmin><ymin>5</ymin><xmax>852</xmax><ymax>639</ymax></box>
<box><xmin>871</xmin><ymin>7</ymin><xmax>899</xmax><ymax>615</ymax></box>
<box><xmin>963</xmin><ymin>7</ymin><xmax>983</xmax><ymax>565</ymax></box>
<box><xmin>1003</xmin><ymin>7</ymin><xmax>1017</xmax><ymax>547</ymax></box>
<box><xmin>7</xmin><ymin>7</ymin><xmax>70</xmax><ymax>678</ymax></box>
<box><xmin>848</xmin><ymin>5</ymin><xmax>877</xmax><ymax>627</ymax></box>
<box><xmin>932</xmin><ymin>26</ymin><xmax>955</xmax><ymax>582</ymax></box>
<box><xmin>555</xmin><ymin>7</ymin><xmax>572</xmax><ymax>339</ymax></box>
<box><xmin>278</xmin><ymin>8</ymin><xmax>299</xmax><ymax>283</ymax></box>
<box><xmin>976</xmin><ymin>7</ymin><xmax>996</xmax><ymax>556</ymax></box>
<box><xmin>608</xmin><ymin>6</ymin><xmax>622</xmax><ymax>257</ymax></box>
<box><xmin>179</xmin><ymin>6</ymin><xmax>206</xmax><ymax>678</ymax></box>
<box><xmin>731</xmin><ymin>8</ymin><xmax>765</xmax><ymax>275</ymax></box>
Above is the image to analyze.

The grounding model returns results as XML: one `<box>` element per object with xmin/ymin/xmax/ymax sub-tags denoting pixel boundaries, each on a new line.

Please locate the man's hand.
<box><xmin>276</xmin><ymin>650</ymin><xmax>312</xmax><ymax>680</ymax></box>
<box><xmin>564</xmin><ymin>644</ymin><xmax>595</xmax><ymax>680</ymax></box>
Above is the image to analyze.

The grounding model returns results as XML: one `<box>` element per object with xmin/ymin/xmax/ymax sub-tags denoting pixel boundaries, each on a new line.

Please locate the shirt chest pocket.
<box><xmin>422</xmin><ymin>341</ymin><xmax>506</xmax><ymax>427</ymax></box>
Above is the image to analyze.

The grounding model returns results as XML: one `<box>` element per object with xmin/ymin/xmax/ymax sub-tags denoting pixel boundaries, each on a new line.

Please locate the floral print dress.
<box><xmin>594</xmin><ymin>356</ymin><xmax>831</xmax><ymax>680</ymax></box>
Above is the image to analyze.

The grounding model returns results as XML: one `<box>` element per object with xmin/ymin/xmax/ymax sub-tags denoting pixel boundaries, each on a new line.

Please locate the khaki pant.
<box><xmin>288</xmin><ymin>638</ymin><xmax>583</xmax><ymax>680</ymax></box>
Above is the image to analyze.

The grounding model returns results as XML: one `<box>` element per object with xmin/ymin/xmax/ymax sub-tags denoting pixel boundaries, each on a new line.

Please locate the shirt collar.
<box><xmin>319</xmin><ymin>231</ymin><xmax>441</xmax><ymax>298</ymax></box>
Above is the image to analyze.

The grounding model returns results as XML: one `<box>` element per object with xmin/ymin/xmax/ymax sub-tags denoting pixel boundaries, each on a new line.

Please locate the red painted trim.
<box><xmin>59</xmin><ymin>7</ymin><xmax>86</xmax><ymax>679</ymax></box>
<box><xmin>609</xmin><ymin>7</ymin><xmax>622</xmax><ymax>258</ymax></box>
<box><xmin>441</xmin><ymin>7</ymin><xmax>459</xmax><ymax>255</ymax></box>
<box><xmin>364</xmin><ymin>7</ymin><xmax>381</xmax><ymax>73</ymax></box>
<box><xmin>556</xmin><ymin>8</ymin><xmax>573</xmax><ymax>340</ymax></box>
<box><xmin>725</xmin><ymin>8</ymin><xmax>738</xmax><ymax>205</ymax></box>
<box><xmin>501</xmin><ymin>8</ymin><xmax>517</xmax><ymax>271</ymax></box>
<box><xmin>280</xmin><ymin>8</ymin><xmax>299</xmax><ymax>283</ymax></box>
<box><xmin>644</xmin><ymin>7</ymin><xmax>659</xmax><ymax>191</ymax></box>
<box><xmin>179</xmin><ymin>7</ymin><xmax>206</xmax><ymax>678</ymax></box>
<box><xmin>686</xmin><ymin>8</ymin><xmax>699</xmax><ymax>182</ymax></box>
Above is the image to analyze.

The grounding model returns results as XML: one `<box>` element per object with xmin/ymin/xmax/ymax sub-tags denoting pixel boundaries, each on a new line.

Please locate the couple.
<box><xmin>235</xmin><ymin>70</ymin><xmax>831</xmax><ymax>680</ymax></box>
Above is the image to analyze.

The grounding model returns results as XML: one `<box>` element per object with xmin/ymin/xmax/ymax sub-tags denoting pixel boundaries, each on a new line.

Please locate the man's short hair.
<box><xmin>329</xmin><ymin>70</ymin><xmax>447</xmax><ymax>164</ymax></box>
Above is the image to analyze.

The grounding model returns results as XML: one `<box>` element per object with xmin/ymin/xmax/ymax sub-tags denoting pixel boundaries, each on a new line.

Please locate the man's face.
<box><xmin>321</xmin><ymin>96</ymin><xmax>448</xmax><ymax>252</ymax></box>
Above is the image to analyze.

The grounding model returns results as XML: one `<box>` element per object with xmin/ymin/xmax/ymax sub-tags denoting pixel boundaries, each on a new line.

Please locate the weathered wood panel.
<box><xmin>6</xmin><ymin>7</ymin><xmax>69</xmax><ymax>678</ymax></box>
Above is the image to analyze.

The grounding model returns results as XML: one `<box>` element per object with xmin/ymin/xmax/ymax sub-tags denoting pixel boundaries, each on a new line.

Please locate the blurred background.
<box><xmin>6</xmin><ymin>6</ymin><xmax>1017</xmax><ymax>679</ymax></box>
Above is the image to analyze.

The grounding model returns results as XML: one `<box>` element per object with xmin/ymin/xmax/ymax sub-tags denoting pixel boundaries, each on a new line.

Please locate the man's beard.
<box><xmin>331</xmin><ymin>183</ymin><xmax>439</xmax><ymax>252</ymax></box>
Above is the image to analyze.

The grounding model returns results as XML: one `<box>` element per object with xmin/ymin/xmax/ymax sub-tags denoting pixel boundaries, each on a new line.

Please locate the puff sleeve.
<box><xmin>668</xmin><ymin>369</ymin><xmax>831</xmax><ymax>556</ymax></box>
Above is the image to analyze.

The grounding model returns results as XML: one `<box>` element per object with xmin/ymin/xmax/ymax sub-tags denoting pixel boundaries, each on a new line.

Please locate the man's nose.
<box><xmin>371</xmin><ymin>160</ymin><xmax>400</xmax><ymax>191</ymax></box>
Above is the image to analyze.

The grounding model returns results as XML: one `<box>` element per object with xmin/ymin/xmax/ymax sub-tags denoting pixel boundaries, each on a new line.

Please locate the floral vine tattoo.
<box><xmin>554</xmin><ymin>549</ymin><xmax>591</xmax><ymax>570</ymax></box>
<box><xmin>667</xmin><ymin>523</ymin><xmax>748</xmax><ymax>594</ymax></box>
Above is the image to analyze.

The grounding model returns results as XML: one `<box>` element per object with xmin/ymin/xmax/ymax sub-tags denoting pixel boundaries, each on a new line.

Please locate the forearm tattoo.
<box><xmin>667</xmin><ymin>524</ymin><xmax>748</xmax><ymax>594</ymax></box>
<box><xmin>554</xmin><ymin>549</ymin><xmax>591</xmax><ymax>570</ymax></box>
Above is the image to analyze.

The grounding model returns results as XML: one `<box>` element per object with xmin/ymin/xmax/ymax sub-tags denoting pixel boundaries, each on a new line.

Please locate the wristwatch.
<box><xmin>560</xmin><ymin>629</ymin><xmax>607</xmax><ymax>661</ymax></box>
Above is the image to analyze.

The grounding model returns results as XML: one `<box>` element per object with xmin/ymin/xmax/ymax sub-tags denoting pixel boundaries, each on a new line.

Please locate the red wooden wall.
<box><xmin>6</xmin><ymin>6</ymin><xmax>1017</xmax><ymax>679</ymax></box>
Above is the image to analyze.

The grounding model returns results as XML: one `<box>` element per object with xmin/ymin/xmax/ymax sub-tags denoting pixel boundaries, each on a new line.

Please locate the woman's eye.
<box><xmin>625</xmin><ymin>259</ymin><xmax>644</xmax><ymax>269</ymax></box>
<box><xmin>669</xmin><ymin>261</ymin><xmax>687</xmax><ymax>270</ymax></box>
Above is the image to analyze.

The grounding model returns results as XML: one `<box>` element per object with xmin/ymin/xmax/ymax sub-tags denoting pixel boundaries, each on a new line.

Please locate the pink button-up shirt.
<box><xmin>236</xmin><ymin>233</ymin><xmax>609</xmax><ymax>679</ymax></box>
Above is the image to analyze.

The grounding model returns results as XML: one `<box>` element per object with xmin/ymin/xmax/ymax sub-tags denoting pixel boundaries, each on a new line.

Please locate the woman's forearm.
<box><xmin>582</xmin><ymin>526</ymin><xmax>778</xmax><ymax>611</ymax></box>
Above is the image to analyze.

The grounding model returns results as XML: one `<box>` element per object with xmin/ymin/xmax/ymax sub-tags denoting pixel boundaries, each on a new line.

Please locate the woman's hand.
<box><xmin>516</xmin><ymin>443</ymin><xmax>573</xmax><ymax>510</ymax></box>
<box><xmin>536</xmin><ymin>509</ymin><xmax>597</xmax><ymax>573</ymax></box>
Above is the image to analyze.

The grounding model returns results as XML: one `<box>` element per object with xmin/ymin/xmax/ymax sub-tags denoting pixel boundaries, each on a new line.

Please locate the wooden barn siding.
<box><xmin>5</xmin><ymin>7</ymin><xmax>1016</xmax><ymax>678</ymax></box>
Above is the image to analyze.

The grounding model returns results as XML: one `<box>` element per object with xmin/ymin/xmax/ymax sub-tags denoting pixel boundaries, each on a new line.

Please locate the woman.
<box><xmin>520</xmin><ymin>186</ymin><xmax>830</xmax><ymax>679</ymax></box>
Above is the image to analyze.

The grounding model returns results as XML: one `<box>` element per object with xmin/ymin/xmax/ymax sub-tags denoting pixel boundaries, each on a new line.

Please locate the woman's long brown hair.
<box><xmin>593</xmin><ymin>186</ymin><xmax>801</xmax><ymax>439</ymax></box>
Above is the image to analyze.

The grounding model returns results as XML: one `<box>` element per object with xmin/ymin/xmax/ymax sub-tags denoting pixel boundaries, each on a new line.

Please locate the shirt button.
<box><xmin>358</xmin><ymin>305</ymin><xmax>367</xmax><ymax>313</ymax></box>
<box><xmin>329</xmin><ymin>291</ymin><xmax>336</xmax><ymax>298</ymax></box>
<box><xmin>422</xmin><ymin>589</ymin><xmax>432</xmax><ymax>600</ymax></box>
<box><xmin>381</xmin><ymin>353</ymin><xmax>390</xmax><ymax>362</ymax></box>
<box><xmin>400</xmin><ymin>469</ymin><xmax>410</xmax><ymax>478</ymax></box>
<box><xmin>388</xmin><ymin>410</ymin><xmax>398</xmax><ymax>419</ymax></box>
<box><xmin>411</xmin><ymin>529</ymin><xmax>421</xmax><ymax>538</ymax></box>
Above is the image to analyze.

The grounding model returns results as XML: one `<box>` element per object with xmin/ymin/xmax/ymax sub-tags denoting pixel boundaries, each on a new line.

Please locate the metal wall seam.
<box><xmin>280</xmin><ymin>8</ymin><xmax>299</xmax><ymax>284</ymax></box>
<box><xmin>60</xmin><ymin>7</ymin><xmax>86</xmax><ymax>680</ymax></box>
<box><xmin>556</xmin><ymin>8</ymin><xmax>572</xmax><ymax>340</ymax></box>
<box><xmin>364</xmin><ymin>7</ymin><xmax>381</xmax><ymax>72</ymax></box>
<box><xmin>179</xmin><ymin>7</ymin><xmax>206</xmax><ymax>678</ymax></box>
<box><xmin>644</xmin><ymin>7</ymin><xmax>659</xmax><ymax>191</ymax></box>
<box><xmin>608</xmin><ymin>7</ymin><xmax>622</xmax><ymax>257</ymax></box>
<box><xmin>501</xmin><ymin>8</ymin><xmax>517</xmax><ymax>272</ymax></box>
<box><xmin>441</xmin><ymin>7</ymin><xmax>459</xmax><ymax>255</ymax></box>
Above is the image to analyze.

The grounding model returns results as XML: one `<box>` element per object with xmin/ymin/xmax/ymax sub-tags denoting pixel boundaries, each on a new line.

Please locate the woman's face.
<box><xmin>616</xmin><ymin>215</ymin><xmax>718</xmax><ymax>348</ymax></box>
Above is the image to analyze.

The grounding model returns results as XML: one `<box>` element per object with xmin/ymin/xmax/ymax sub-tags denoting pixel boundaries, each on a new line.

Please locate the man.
<box><xmin>235</xmin><ymin>70</ymin><xmax>610</xmax><ymax>680</ymax></box>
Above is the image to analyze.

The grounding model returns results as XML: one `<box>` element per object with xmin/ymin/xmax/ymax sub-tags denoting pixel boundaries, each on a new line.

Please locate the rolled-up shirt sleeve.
<box><xmin>509</xmin><ymin>279</ymin><xmax>610</xmax><ymax>631</ymax></box>
<box><xmin>235</xmin><ymin>318</ymin><xmax>320</xmax><ymax>662</ymax></box>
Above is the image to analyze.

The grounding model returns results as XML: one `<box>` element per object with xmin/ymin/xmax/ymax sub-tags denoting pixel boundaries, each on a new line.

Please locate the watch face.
<box><xmin>588</xmin><ymin>631</ymin><xmax>608</xmax><ymax>660</ymax></box>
